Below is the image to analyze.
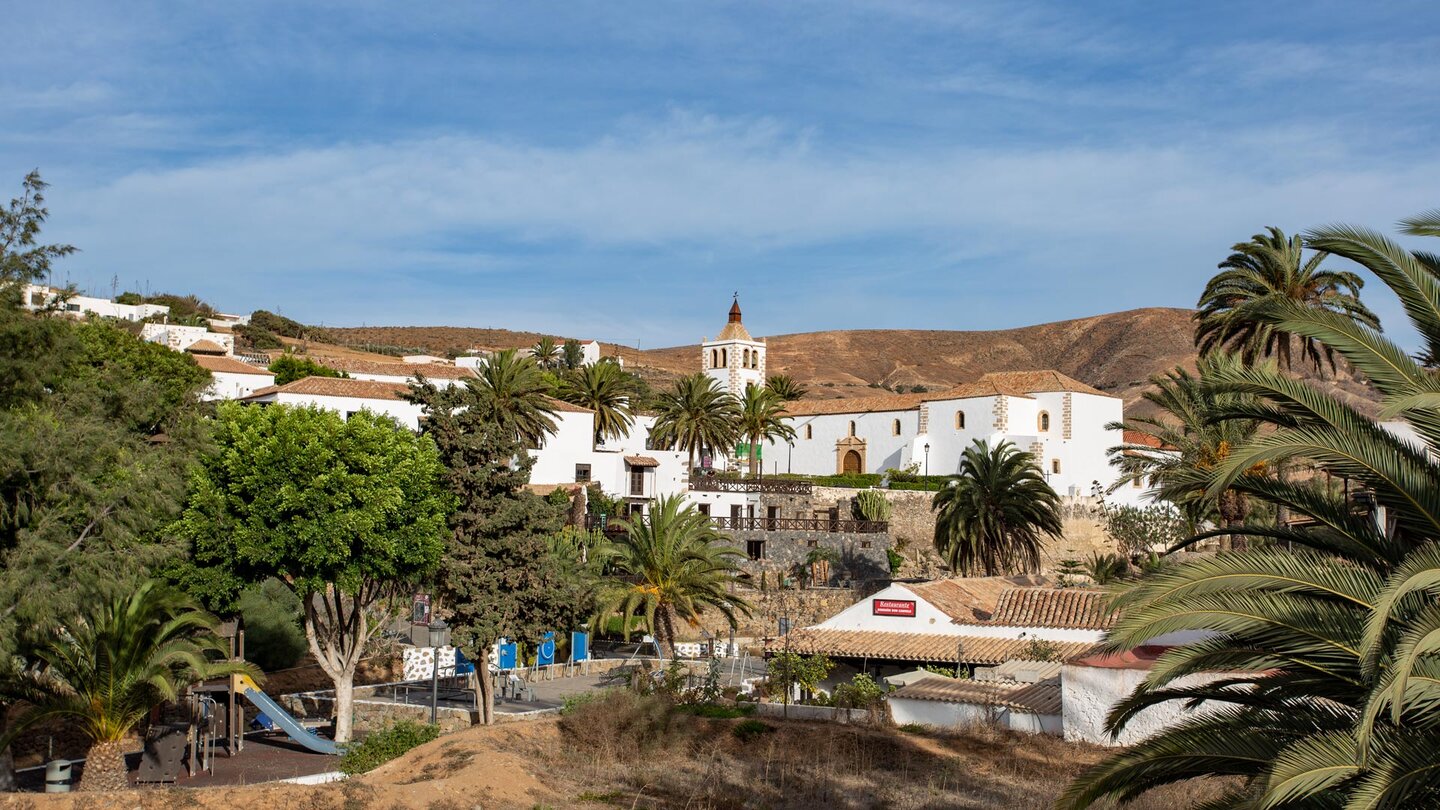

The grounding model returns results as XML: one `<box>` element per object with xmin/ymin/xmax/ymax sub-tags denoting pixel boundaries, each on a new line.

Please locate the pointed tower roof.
<box><xmin>717</xmin><ymin>295</ymin><xmax>754</xmax><ymax>341</ymax></box>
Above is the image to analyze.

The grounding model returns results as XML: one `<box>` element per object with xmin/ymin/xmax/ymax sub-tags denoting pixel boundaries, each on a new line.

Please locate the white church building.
<box><xmin>694</xmin><ymin>299</ymin><xmax>1140</xmax><ymax>503</ymax></box>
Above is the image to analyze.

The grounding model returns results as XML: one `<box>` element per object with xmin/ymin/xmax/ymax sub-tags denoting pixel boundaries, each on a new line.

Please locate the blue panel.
<box><xmin>571</xmin><ymin>631</ymin><xmax>589</xmax><ymax>663</ymax></box>
<box><xmin>498</xmin><ymin>641</ymin><xmax>518</xmax><ymax>670</ymax></box>
<box><xmin>537</xmin><ymin>631</ymin><xmax>556</xmax><ymax>666</ymax></box>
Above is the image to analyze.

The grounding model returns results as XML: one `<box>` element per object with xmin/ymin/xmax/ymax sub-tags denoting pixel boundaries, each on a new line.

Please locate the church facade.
<box><xmin>695</xmin><ymin>299</ymin><xmax>1143</xmax><ymax>504</ymax></box>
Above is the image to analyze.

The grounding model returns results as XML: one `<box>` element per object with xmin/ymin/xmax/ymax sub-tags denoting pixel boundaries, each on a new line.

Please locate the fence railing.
<box><xmin>689</xmin><ymin>477</ymin><xmax>813</xmax><ymax>495</ymax></box>
<box><xmin>710</xmin><ymin>516</ymin><xmax>888</xmax><ymax>534</ymax></box>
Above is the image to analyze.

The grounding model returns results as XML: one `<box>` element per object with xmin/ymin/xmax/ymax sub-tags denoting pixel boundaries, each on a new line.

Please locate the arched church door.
<box><xmin>842</xmin><ymin>450</ymin><xmax>862</xmax><ymax>475</ymax></box>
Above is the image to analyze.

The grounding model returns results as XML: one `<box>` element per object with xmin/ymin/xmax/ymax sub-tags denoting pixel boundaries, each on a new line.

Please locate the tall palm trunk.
<box><xmin>659</xmin><ymin>604</ymin><xmax>680</xmax><ymax>659</ymax></box>
<box><xmin>78</xmin><ymin>739</ymin><xmax>129</xmax><ymax>792</ymax></box>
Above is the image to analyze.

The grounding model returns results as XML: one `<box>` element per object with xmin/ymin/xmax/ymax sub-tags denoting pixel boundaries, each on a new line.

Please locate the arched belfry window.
<box><xmin>956</xmin><ymin>411</ymin><xmax>965</xmax><ymax>430</ymax></box>
<box><xmin>849</xmin><ymin>420</ymin><xmax>857</xmax><ymax>437</ymax></box>
<box><xmin>743</xmin><ymin>348</ymin><xmax>750</xmax><ymax>367</ymax></box>
<box><xmin>722</xmin><ymin>348</ymin><xmax>728</xmax><ymax>367</ymax></box>
<box><xmin>1039</xmin><ymin>411</ymin><xmax>1050</xmax><ymax>432</ymax></box>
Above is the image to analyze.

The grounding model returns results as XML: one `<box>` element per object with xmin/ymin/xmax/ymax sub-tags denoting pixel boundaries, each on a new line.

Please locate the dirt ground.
<box><xmin>0</xmin><ymin>694</ymin><xmax>1227</xmax><ymax>810</ymax></box>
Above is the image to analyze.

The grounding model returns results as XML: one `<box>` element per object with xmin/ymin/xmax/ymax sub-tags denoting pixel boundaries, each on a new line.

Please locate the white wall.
<box><xmin>267</xmin><ymin>392</ymin><xmax>425</xmax><ymax>430</ymax></box>
<box><xmin>531</xmin><ymin>411</ymin><xmax>600</xmax><ymax>486</ymax></box>
<box><xmin>22</xmin><ymin>285</ymin><xmax>171</xmax><ymax>322</ymax></box>
<box><xmin>769</xmin><ymin>408</ymin><xmax>921</xmax><ymax>476</ymax></box>
<box><xmin>814</xmin><ymin>584</ymin><xmax>959</xmax><ymax>635</ymax></box>
<box><xmin>1061</xmin><ymin>664</ymin><xmax>1226</xmax><ymax>747</ymax></box>
<box><xmin>344</xmin><ymin>368</ymin><xmax>468</xmax><ymax>389</ymax></box>
<box><xmin>888</xmin><ymin>697</ymin><xmax>1062</xmax><ymax>736</ymax></box>
<box><xmin>140</xmin><ymin>323</ymin><xmax>235</xmax><ymax>355</ymax></box>
<box><xmin>206</xmin><ymin>370</ymin><xmax>275</xmax><ymax>401</ymax></box>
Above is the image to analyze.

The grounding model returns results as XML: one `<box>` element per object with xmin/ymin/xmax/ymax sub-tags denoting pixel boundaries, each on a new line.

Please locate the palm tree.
<box><xmin>530</xmin><ymin>337</ymin><xmax>561</xmax><ymax>370</ymax></box>
<box><xmin>1194</xmin><ymin>226</ymin><xmax>1378</xmax><ymax>374</ymax></box>
<box><xmin>648</xmin><ymin>374</ymin><xmax>740</xmax><ymax>472</ymax></box>
<box><xmin>764</xmin><ymin>374</ymin><xmax>807</xmax><ymax>402</ymax></box>
<box><xmin>0</xmin><ymin>581</ymin><xmax>250</xmax><ymax>791</ymax></box>
<box><xmin>593</xmin><ymin>495</ymin><xmax>750</xmax><ymax>658</ymax></box>
<box><xmin>468</xmin><ymin>348</ymin><xmax>558</xmax><ymax>447</ymax></box>
<box><xmin>737</xmin><ymin>384</ymin><xmax>795</xmax><ymax>476</ymax></box>
<box><xmin>1063</xmin><ymin>212</ymin><xmax>1440</xmax><ymax>808</ymax></box>
<box><xmin>931</xmin><ymin>440</ymin><xmax>1063</xmax><ymax>576</ymax></box>
<box><xmin>556</xmin><ymin>362</ymin><xmax>633</xmax><ymax>446</ymax></box>
<box><xmin>1106</xmin><ymin>356</ymin><xmax>1263</xmax><ymax>548</ymax></box>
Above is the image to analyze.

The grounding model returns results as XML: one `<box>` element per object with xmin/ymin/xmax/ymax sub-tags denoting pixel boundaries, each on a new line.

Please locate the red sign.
<box><xmin>872</xmin><ymin>599</ymin><xmax>916</xmax><ymax>617</ymax></box>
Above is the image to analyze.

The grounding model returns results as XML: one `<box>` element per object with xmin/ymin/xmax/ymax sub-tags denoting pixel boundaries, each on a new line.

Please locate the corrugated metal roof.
<box><xmin>891</xmin><ymin>676</ymin><xmax>1063</xmax><ymax>715</ymax></box>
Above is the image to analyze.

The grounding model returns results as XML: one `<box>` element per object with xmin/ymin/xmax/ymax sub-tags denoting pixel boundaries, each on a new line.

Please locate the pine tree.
<box><xmin>407</xmin><ymin>381</ymin><xmax>577</xmax><ymax>724</ymax></box>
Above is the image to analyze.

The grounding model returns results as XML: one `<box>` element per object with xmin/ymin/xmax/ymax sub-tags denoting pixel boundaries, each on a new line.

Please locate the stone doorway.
<box><xmin>835</xmin><ymin>436</ymin><xmax>867</xmax><ymax>475</ymax></box>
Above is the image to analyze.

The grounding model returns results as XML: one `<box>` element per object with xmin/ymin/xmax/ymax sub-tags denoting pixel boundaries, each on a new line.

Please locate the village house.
<box><xmin>20</xmin><ymin>283</ymin><xmax>170</xmax><ymax>321</ymax></box>
<box><xmin>189</xmin><ymin>352</ymin><xmax>275</xmax><ymax>400</ymax></box>
<box><xmin>141</xmin><ymin>322</ymin><xmax>236</xmax><ymax>356</ymax></box>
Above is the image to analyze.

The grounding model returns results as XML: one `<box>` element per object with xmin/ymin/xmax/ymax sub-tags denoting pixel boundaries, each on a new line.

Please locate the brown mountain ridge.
<box><xmin>322</xmin><ymin>307</ymin><xmax>1374</xmax><ymax>415</ymax></box>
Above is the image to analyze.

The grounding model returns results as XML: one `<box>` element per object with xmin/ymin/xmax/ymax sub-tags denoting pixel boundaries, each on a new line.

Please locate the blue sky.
<box><xmin>4</xmin><ymin>1</ymin><xmax>1438</xmax><ymax>348</ymax></box>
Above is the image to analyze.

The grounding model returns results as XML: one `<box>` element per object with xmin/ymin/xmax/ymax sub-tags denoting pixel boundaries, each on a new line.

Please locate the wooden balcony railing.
<box><xmin>688</xmin><ymin>477</ymin><xmax>813</xmax><ymax>495</ymax></box>
<box><xmin>709</xmin><ymin>516</ymin><xmax>888</xmax><ymax>534</ymax></box>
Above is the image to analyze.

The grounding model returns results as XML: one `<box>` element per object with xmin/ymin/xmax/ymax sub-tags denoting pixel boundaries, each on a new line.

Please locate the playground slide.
<box><xmin>232</xmin><ymin>674</ymin><xmax>339</xmax><ymax>755</ymax></box>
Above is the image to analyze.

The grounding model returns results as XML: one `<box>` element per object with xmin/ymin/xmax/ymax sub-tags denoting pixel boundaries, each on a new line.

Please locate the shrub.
<box><xmin>898</xmin><ymin>723</ymin><xmax>929</xmax><ymax>734</ymax></box>
<box><xmin>338</xmin><ymin>720</ymin><xmax>439</xmax><ymax>774</ymax></box>
<box><xmin>235</xmin><ymin>324</ymin><xmax>283</xmax><ymax>351</ymax></box>
<box><xmin>237</xmin><ymin>578</ymin><xmax>307</xmax><ymax>672</ymax></box>
<box><xmin>832</xmin><ymin>673</ymin><xmax>886</xmax><ymax>709</ymax></box>
<box><xmin>558</xmin><ymin>689</ymin><xmax>684</xmax><ymax>763</ymax></box>
<box><xmin>561</xmin><ymin>690</ymin><xmax>607</xmax><ymax>715</ymax></box>
<box><xmin>733</xmin><ymin>719</ymin><xmax>774</xmax><ymax>741</ymax></box>
<box><xmin>886</xmin><ymin>548</ymin><xmax>904</xmax><ymax>575</ymax></box>
<box><xmin>678</xmin><ymin>703</ymin><xmax>755</xmax><ymax>719</ymax></box>
<box><xmin>268</xmin><ymin>354</ymin><xmax>347</xmax><ymax>386</ymax></box>
<box><xmin>1019</xmin><ymin>639</ymin><xmax>1062</xmax><ymax>662</ymax></box>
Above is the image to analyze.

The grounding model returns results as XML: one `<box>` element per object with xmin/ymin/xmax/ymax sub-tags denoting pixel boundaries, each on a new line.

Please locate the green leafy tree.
<box><xmin>556</xmin><ymin>361</ymin><xmax>634</xmax><ymax>445</ymax></box>
<box><xmin>267</xmin><ymin>353</ymin><xmax>347</xmax><ymax>386</ymax></box>
<box><xmin>237</xmin><ymin>579</ymin><xmax>308</xmax><ymax>672</ymax></box>
<box><xmin>468</xmin><ymin>348</ymin><xmax>559</xmax><ymax>447</ymax></box>
<box><xmin>1195</xmin><ymin>226</ymin><xmax>1378</xmax><ymax>374</ymax></box>
<box><xmin>595</xmin><ymin>494</ymin><xmax>750</xmax><ymax>658</ymax></box>
<box><xmin>1063</xmin><ymin>212</ymin><xmax>1440</xmax><ymax>808</ymax></box>
<box><xmin>173</xmin><ymin>403</ymin><xmax>450</xmax><ymax>742</ymax></box>
<box><xmin>931</xmin><ymin>440</ymin><xmax>1063</xmax><ymax>575</ymax></box>
<box><xmin>0</xmin><ymin>581</ymin><xmax>250</xmax><ymax>791</ymax></box>
<box><xmin>561</xmin><ymin>339</ymin><xmax>585</xmax><ymax>370</ymax></box>
<box><xmin>405</xmin><ymin>380</ymin><xmax>575</xmax><ymax>725</ymax></box>
<box><xmin>766</xmin><ymin>652</ymin><xmax>833</xmax><ymax>702</ymax></box>
<box><xmin>764</xmin><ymin>374</ymin><xmax>807</xmax><ymax>401</ymax></box>
<box><xmin>649</xmin><ymin>373</ymin><xmax>740</xmax><ymax>471</ymax></box>
<box><xmin>0</xmin><ymin>171</ymin><xmax>76</xmax><ymax>287</ymax></box>
<box><xmin>738</xmin><ymin>384</ymin><xmax>795</xmax><ymax>476</ymax></box>
<box><xmin>1098</xmin><ymin>502</ymin><xmax>1189</xmax><ymax>556</ymax></box>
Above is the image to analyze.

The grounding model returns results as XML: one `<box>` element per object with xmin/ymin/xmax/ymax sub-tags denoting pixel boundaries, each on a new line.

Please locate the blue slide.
<box><xmin>234</xmin><ymin>674</ymin><xmax>339</xmax><ymax>755</ymax></box>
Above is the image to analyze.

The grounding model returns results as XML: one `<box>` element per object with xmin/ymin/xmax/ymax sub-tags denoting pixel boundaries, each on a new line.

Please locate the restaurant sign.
<box><xmin>872</xmin><ymin>598</ymin><xmax>916</xmax><ymax>617</ymax></box>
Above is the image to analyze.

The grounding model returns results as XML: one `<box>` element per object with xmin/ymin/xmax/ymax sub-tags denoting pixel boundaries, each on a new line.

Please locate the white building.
<box><xmin>766</xmin><ymin>371</ymin><xmax>1138</xmax><ymax>501</ymax></box>
<box><xmin>242</xmin><ymin>377</ymin><xmax>425</xmax><ymax>429</ymax></box>
<box><xmin>888</xmin><ymin>673</ymin><xmax>1064</xmax><ymax>736</ymax></box>
<box><xmin>319</xmin><ymin>358</ymin><xmax>477</xmax><ymax>389</ymax></box>
<box><xmin>190</xmin><ymin>353</ymin><xmax>275</xmax><ymax>400</ymax></box>
<box><xmin>141</xmin><ymin>322</ymin><xmax>236</xmax><ymax>356</ymax></box>
<box><xmin>22</xmin><ymin>284</ymin><xmax>170</xmax><ymax>321</ymax></box>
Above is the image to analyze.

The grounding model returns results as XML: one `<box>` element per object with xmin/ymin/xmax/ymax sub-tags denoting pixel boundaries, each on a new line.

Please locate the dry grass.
<box><xmin>550</xmin><ymin>691</ymin><xmax>1229</xmax><ymax>809</ymax></box>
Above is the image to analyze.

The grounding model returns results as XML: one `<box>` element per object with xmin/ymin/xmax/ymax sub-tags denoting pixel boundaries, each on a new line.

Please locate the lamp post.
<box><xmin>428</xmin><ymin>619</ymin><xmax>449</xmax><ymax>724</ymax></box>
<box><xmin>923</xmin><ymin>443</ymin><xmax>930</xmax><ymax>477</ymax></box>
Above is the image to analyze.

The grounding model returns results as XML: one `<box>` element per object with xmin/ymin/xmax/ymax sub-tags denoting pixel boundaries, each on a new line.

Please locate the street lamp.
<box><xmin>923</xmin><ymin>443</ymin><xmax>930</xmax><ymax>477</ymax></box>
<box><xmin>428</xmin><ymin>619</ymin><xmax>449</xmax><ymax>724</ymax></box>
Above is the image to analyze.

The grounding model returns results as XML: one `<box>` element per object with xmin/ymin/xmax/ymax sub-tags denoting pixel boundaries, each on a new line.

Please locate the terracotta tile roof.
<box><xmin>1069</xmin><ymin>645</ymin><xmax>1173</xmax><ymax>670</ymax></box>
<box><xmin>783</xmin><ymin>393</ymin><xmax>927</xmax><ymax>417</ymax></box>
<box><xmin>765</xmin><ymin>628</ymin><xmax>1094</xmax><ymax>665</ymax></box>
<box><xmin>988</xmin><ymin>588</ymin><xmax>1117</xmax><ymax>630</ymax></box>
<box><xmin>922</xmin><ymin>380</ymin><xmax>1034</xmax><ymax>402</ymax></box>
<box><xmin>242</xmin><ymin>377</ymin><xmax>412</xmax><ymax>401</ymax></box>
<box><xmin>1123</xmin><ymin>429</ymin><xmax>1164</xmax><ymax>449</ymax></box>
<box><xmin>906</xmin><ymin>576</ymin><xmax>1052</xmax><ymax>624</ymax></box>
<box><xmin>624</xmin><ymin>455</ymin><xmax>661</xmax><ymax>467</ymax></box>
<box><xmin>977</xmin><ymin>370</ymin><xmax>1115</xmax><ymax>398</ymax></box>
<box><xmin>891</xmin><ymin>676</ymin><xmax>1063</xmax><ymax>715</ymax></box>
<box><xmin>193</xmin><ymin>355</ymin><xmax>273</xmax><ymax>376</ymax></box>
<box><xmin>547</xmin><ymin>397</ymin><xmax>594</xmax><ymax>414</ymax></box>
<box><xmin>320</xmin><ymin>358</ymin><xmax>477</xmax><ymax>380</ymax></box>
<box><xmin>183</xmin><ymin>339</ymin><xmax>229</xmax><ymax>355</ymax></box>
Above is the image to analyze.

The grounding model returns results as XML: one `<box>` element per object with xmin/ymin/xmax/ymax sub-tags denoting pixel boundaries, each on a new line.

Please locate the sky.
<box><xmin>3</xmin><ymin>1</ymin><xmax>1438</xmax><ymax>348</ymax></box>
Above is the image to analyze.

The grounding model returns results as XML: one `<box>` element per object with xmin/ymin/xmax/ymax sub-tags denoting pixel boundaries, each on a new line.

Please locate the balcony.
<box><xmin>688</xmin><ymin>477</ymin><xmax>813</xmax><ymax>495</ymax></box>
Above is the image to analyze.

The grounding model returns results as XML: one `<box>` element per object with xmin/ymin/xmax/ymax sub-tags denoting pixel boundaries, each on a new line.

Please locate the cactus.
<box><xmin>853</xmin><ymin>489</ymin><xmax>892</xmax><ymax>522</ymax></box>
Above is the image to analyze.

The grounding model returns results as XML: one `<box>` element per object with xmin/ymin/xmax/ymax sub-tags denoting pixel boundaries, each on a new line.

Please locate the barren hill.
<box><xmin>322</xmin><ymin>308</ymin><xmax>1373</xmax><ymax>414</ymax></box>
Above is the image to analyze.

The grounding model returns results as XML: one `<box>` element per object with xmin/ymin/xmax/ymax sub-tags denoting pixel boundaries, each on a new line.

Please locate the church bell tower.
<box><xmin>701</xmin><ymin>295</ymin><xmax>766</xmax><ymax>397</ymax></box>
